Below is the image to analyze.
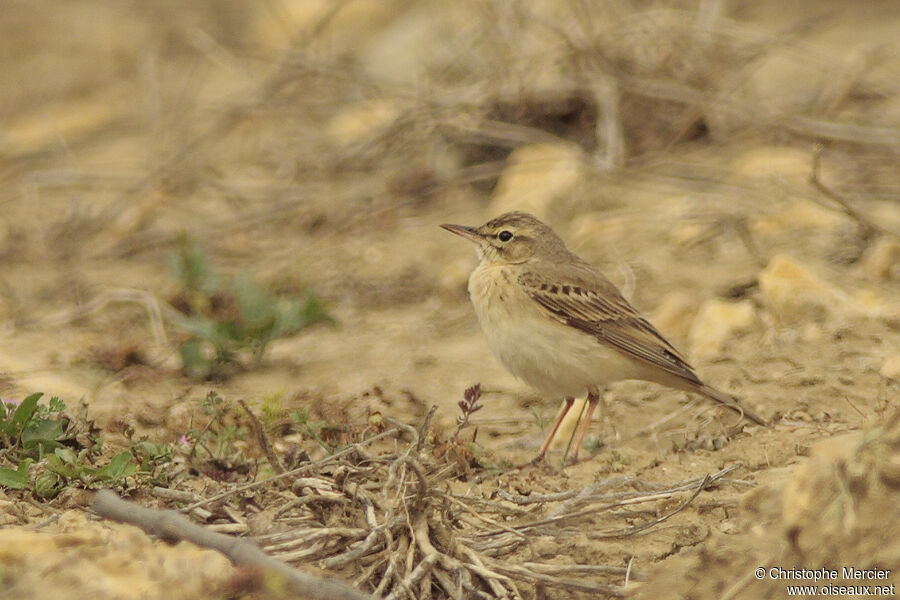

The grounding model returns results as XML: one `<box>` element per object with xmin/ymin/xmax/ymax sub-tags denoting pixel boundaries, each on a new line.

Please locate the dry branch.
<box><xmin>239</xmin><ymin>398</ymin><xmax>286</xmax><ymax>475</ymax></box>
<box><xmin>91</xmin><ymin>489</ymin><xmax>374</xmax><ymax>600</ymax></box>
<box><xmin>238</xmin><ymin>411</ymin><xmax>749</xmax><ymax>598</ymax></box>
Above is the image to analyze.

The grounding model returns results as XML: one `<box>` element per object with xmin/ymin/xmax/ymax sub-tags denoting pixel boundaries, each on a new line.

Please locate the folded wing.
<box><xmin>518</xmin><ymin>265</ymin><xmax>703</xmax><ymax>386</ymax></box>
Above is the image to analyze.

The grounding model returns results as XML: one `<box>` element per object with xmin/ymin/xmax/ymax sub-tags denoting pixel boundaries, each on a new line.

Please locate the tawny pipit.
<box><xmin>442</xmin><ymin>211</ymin><xmax>767</xmax><ymax>462</ymax></box>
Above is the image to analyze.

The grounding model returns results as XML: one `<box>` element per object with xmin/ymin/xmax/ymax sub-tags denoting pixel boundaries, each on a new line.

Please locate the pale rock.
<box><xmin>0</xmin><ymin>528</ymin><xmax>59</xmax><ymax>561</ymax></box>
<box><xmin>749</xmin><ymin>199</ymin><xmax>845</xmax><ymax>238</ymax></box>
<box><xmin>757</xmin><ymin>255</ymin><xmax>845</xmax><ymax>323</ymax></box>
<box><xmin>250</xmin><ymin>0</ymin><xmax>398</xmax><ymax>52</ymax></box>
<box><xmin>652</xmin><ymin>291</ymin><xmax>699</xmax><ymax>342</ymax></box>
<box><xmin>861</xmin><ymin>238</ymin><xmax>900</xmax><ymax>281</ymax></box>
<box><xmin>718</xmin><ymin>520</ymin><xmax>740</xmax><ymax>535</ymax></box>
<box><xmin>326</xmin><ymin>99</ymin><xmax>401</xmax><ymax>146</ymax></box>
<box><xmin>668</xmin><ymin>222</ymin><xmax>714</xmax><ymax>247</ymax></box>
<box><xmin>730</xmin><ymin>146</ymin><xmax>812</xmax><ymax>182</ymax></box>
<box><xmin>853</xmin><ymin>289</ymin><xmax>900</xmax><ymax>320</ymax></box>
<box><xmin>881</xmin><ymin>355</ymin><xmax>900</xmax><ymax>380</ymax></box>
<box><xmin>490</xmin><ymin>143</ymin><xmax>587</xmax><ymax>220</ymax></box>
<box><xmin>781</xmin><ymin>433</ymin><xmax>861</xmax><ymax>529</ymax></box>
<box><xmin>0</xmin><ymin>511</ymin><xmax>233</xmax><ymax>600</ymax></box>
<box><xmin>801</xmin><ymin>322</ymin><xmax>824</xmax><ymax>342</ymax></box>
<box><xmin>530</xmin><ymin>536</ymin><xmax>560</xmax><ymax>558</ymax></box>
<box><xmin>688</xmin><ymin>299</ymin><xmax>755</xmax><ymax>360</ymax></box>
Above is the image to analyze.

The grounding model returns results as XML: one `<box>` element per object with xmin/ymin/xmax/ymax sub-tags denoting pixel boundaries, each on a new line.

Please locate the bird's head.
<box><xmin>441</xmin><ymin>211</ymin><xmax>568</xmax><ymax>265</ymax></box>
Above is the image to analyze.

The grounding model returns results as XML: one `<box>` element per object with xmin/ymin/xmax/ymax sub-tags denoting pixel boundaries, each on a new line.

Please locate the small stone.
<box><xmin>326</xmin><ymin>99</ymin><xmax>401</xmax><ymax>146</ymax></box>
<box><xmin>853</xmin><ymin>289</ymin><xmax>900</xmax><ymax>320</ymax></box>
<box><xmin>490</xmin><ymin>143</ymin><xmax>586</xmax><ymax>220</ymax></box>
<box><xmin>881</xmin><ymin>355</ymin><xmax>900</xmax><ymax>380</ymax></box>
<box><xmin>861</xmin><ymin>238</ymin><xmax>900</xmax><ymax>281</ymax></box>
<box><xmin>880</xmin><ymin>455</ymin><xmax>900</xmax><ymax>488</ymax></box>
<box><xmin>730</xmin><ymin>146</ymin><xmax>812</xmax><ymax>183</ymax></box>
<box><xmin>749</xmin><ymin>200</ymin><xmax>846</xmax><ymax>238</ymax></box>
<box><xmin>719</xmin><ymin>521</ymin><xmax>740</xmax><ymax>535</ymax></box>
<box><xmin>757</xmin><ymin>255</ymin><xmax>839</xmax><ymax>322</ymax></box>
<box><xmin>531</xmin><ymin>536</ymin><xmax>559</xmax><ymax>558</ymax></box>
<box><xmin>652</xmin><ymin>291</ymin><xmax>699</xmax><ymax>342</ymax></box>
<box><xmin>668</xmin><ymin>222</ymin><xmax>714</xmax><ymax>247</ymax></box>
<box><xmin>688</xmin><ymin>299</ymin><xmax>755</xmax><ymax>359</ymax></box>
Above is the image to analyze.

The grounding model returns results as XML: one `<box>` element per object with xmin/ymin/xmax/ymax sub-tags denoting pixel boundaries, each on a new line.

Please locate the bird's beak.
<box><xmin>440</xmin><ymin>223</ymin><xmax>482</xmax><ymax>244</ymax></box>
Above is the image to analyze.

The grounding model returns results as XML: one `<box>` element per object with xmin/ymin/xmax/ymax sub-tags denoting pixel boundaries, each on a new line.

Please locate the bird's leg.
<box><xmin>568</xmin><ymin>386</ymin><xmax>601</xmax><ymax>463</ymax></box>
<box><xmin>534</xmin><ymin>397</ymin><xmax>575</xmax><ymax>463</ymax></box>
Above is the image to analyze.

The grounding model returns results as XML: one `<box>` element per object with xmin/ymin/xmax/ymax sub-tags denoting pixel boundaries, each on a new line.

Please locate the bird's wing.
<box><xmin>518</xmin><ymin>263</ymin><xmax>702</xmax><ymax>385</ymax></box>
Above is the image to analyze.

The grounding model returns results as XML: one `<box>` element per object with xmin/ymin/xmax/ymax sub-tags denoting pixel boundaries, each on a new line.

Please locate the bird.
<box><xmin>441</xmin><ymin>211</ymin><xmax>767</xmax><ymax>463</ymax></box>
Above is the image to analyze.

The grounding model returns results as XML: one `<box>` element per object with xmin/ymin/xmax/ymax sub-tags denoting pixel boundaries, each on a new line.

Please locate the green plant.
<box><xmin>0</xmin><ymin>393</ymin><xmax>70</xmax><ymax>460</ymax></box>
<box><xmin>169</xmin><ymin>238</ymin><xmax>333</xmax><ymax>379</ymax></box>
<box><xmin>289</xmin><ymin>406</ymin><xmax>332</xmax><ymax>452</ymax></box>
<box><xmin>259</xmin><ymin>391</ymin><xmax>287</xmax><ymax>425</ymax></box>
<box><xmin>184</xmin><ymin>391</ymin><xmax>247</xmax><ymax>469</ymax></box>
<box><xmin>0</xmin><ymin>393</ymin><xmax>141</xmax><ymax>497</ymax></box>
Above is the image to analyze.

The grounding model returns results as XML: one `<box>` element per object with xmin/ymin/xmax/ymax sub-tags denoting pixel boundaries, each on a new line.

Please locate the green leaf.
<box><xmin>22</xmin><ymin>418</ymin><xmax>66</xmax><ymax>445</ymax></box>
<box><xmin>299</xmin><ymin>289</ymin><xmax>334</xmax><ymax>328</ymax></box>
<box><xmin>46</xmin><ymin>449</ymin><xmax>81</xmax><ymax>478</ymax></box>
<box><xmin>96</xmin><ymin>451</ymin><xmax>138</xmax><ymax>481</ymax></box>
<box><xmin>180</xmin><ymin>339</ymin><xmax>214</xmax><ymax>379</ymax></box>
<box><xmin>234</xmin><ymin>273</ymin><xmax>277</xmax><ymax>334</ymax></box>
<box><xmin>169</xmin><ymin>236</ymin><xmax>220</xmax><ymax>295</ymax></box>
<box><xmin>0</xmin><ymin>460</ymin><xmax>30</xmax><ymax>489</ymax></box>
<box><xmin>175</xmin><ymin>315</ymin><xmax>220</xmax><ymax>342</ymax></box>
<box><xmin>47</xmin><ymin>397</ymin><xmax>66</xmax><ymax>413</ymax></box>
<box><xmin>34</xmin><ymin>470</ymin><xmax>63</xmax><ymax>498</ymax></box>
<box><xmin>10</xmin><ymin>393</ymin><xmax>42</xmax><ymax>435</ymax></box>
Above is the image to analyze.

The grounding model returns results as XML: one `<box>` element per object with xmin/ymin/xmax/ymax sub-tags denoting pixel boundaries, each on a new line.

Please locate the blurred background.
<box><xmin>0</xmin><ymin>1</ymin><xmax>899</xmax><ymax>597</ymax></box>
<box><xmin>1</xmin><ymin>0</ymin><xmax>897</xmax><ymax>429</ymax></box>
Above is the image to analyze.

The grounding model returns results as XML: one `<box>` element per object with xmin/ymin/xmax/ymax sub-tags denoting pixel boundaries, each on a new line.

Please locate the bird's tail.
<box><xmin>696</xmin><ymin>384</ymin><xmax>768</xmax><ymax>426</ymax></box>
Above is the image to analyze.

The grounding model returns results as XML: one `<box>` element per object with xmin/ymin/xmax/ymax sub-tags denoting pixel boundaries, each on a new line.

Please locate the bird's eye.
<box><xmin>498</xmin><ymin>230</ymin><xmax>513</xmax><ymax>242</ymax></box>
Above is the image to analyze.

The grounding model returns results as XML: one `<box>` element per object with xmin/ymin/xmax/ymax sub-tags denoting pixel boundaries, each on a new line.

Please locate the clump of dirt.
<box><xmin>633</xmin><ymin>409</ymin><xmax>900</xmax><ymax>599</ymax></box>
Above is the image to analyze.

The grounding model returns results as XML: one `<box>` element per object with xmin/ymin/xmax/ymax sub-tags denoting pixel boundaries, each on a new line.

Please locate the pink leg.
<box><xmin>534</xmin><ymin>397</ymin><xmax>575</xmax><ymax>462</ymax></box>
<box><xmin>567</xmin><ymin>387</ymin><xmax>601</xmax><ymax>463</ymax></box>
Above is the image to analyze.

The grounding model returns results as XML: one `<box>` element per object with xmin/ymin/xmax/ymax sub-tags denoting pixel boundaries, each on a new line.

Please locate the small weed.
<box><xmin>131</xmin><ymin>440</ymin><xmax>174</xmax><ymax>472</ymax></box>
<box><xmin>169</xmin><ymin>237</ymin><xmax>333</xmax><ymax>379</ymax></box>
<box><xmin>593</xmin><ymin>449</ymin><xmax>627</xmax><ymax>475</ymax></box>
<box><xmin>0</xmin><ymin>393</ymin><xmax>70</xmax><ymax>460</ymax></box>
<box><xmin>0</xmin><ymin>393</ymin><xmax>142</xmax><ymax>497</ymax></box>
<box><xmin>260</xmin><ymin>391</ymin><xmax>286</xmax><ymax>425</ymax></box>
<box><xmin>290</xmin><ymin>406</ymin><xmax>332</xmax><ymax>452</ymax></box>
<box><xmin>183</xmin><ymin>391</ymin><xmax>248</xmax><ymax>474</ymax></box>
<box><xmin>454</xmin><ymin>383</ymin><xmax>483</xmax><ymax>439</ymax></box>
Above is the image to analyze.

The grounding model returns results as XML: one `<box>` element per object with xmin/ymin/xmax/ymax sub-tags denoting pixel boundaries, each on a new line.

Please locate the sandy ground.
<box><xmin>1</xmin><ymin>1</ymin><xmax>899</xmax><ymax>598</ymax></box>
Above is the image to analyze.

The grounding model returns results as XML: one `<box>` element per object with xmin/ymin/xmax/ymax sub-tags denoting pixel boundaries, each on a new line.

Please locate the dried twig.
<box><xmin>589</xmin><ymin>473</ymin><xmax>712</xmax><ymax>539</ymax></box>
<box><xmin>180</xmin><ymin>427</ymin><xmax>401</xmax><ymax>512</ymax></box>
<box><xmin>144</xmin><ymin>399</ymin><xmax>752</xmax><ymax>600</ymax></box>
<box><xmin>92</xmin><ymin>490</ymin><xmax>374</xmax><ymax>600</ymax></box>
<box><xmin>807</xmin><ymin>145</ymin><xmax>899</xmax><ymax>239</ymax></box>
<box><xmin>417</xmin><ymin>404</ymin><xmax>438</xmax><ymax>452</ymax></box>
<box><xmin>239</xmin><ymin>399</ymin><xmax>285</xmax><ymax>475</ymax></box>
